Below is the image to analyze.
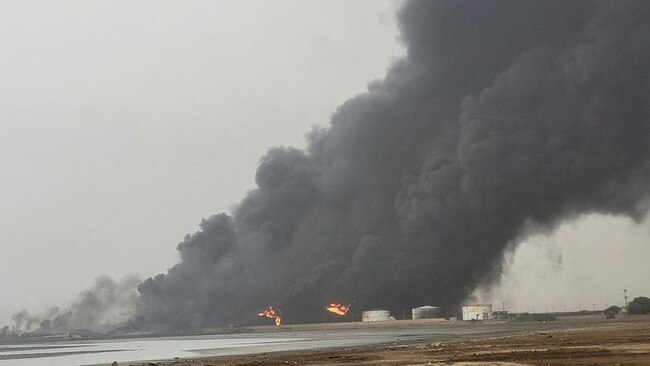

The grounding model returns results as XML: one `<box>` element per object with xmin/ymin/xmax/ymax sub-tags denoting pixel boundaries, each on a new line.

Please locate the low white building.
<box><xmin>462</xmin><ymin>304</ymin><xmax>493</xmax><ymax>320</ymax></box>
<box><xmin>412</xmin><ymin>305</ymin><xmax>440</xmax><ymax>319</ymax></box>
<box><xmin>361</xmin><ymin>309</ymin><xmax>392</xmax><ymax>322</ymax></box>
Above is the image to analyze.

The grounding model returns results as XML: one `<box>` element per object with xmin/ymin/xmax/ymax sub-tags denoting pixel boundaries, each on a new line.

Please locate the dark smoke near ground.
<box><xmin>137</xmin><ymin>0</ymin><xmax>650</xmax><ymax>330</ymax></box>
<box><xmin>2</xmin><ymin>276</ymin><xmax>140</xmax><ymax>336</ymax></box>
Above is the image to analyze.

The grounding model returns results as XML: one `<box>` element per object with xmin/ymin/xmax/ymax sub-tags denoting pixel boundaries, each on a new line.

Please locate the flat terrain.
<box><xmin>134</xmin><ymin>317</ymin><xmax>650</xmax><ymax>366</ymax></box>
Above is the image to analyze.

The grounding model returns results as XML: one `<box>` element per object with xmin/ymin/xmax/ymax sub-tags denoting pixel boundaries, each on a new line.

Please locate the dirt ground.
<box><xmin>130</xmin><ymin>319</ymin><xmax>650</xmax><ymax>366</ymax></box>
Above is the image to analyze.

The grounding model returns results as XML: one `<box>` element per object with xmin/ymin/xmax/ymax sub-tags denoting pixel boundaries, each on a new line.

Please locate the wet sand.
<box><xmin>121</xmin><ymin>316</ymin><xmax>650</xmax><ymax>366</ymax></box>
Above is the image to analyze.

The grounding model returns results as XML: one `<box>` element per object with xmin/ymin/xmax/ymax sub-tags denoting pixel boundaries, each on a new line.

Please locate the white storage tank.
<box><xmin>412</xmin><ymin>305</ymin><xmax>440</xmax><ymax>319</ymax></box>
<box><xmin>361</xmin><ymin>309</ymin><xmax>392</xmax><ymax>322</ymax></box>
<box><xmin>462</xmin><ymin>304</ymin><xmax>493</xmax><ymax>320</ymax></box>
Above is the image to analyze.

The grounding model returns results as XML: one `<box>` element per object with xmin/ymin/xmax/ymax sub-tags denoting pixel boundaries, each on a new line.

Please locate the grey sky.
<box><xmin>1</xmin><ymin>1</ymin><xmax>649</xmax><ymax>325</ymax></box>
<box><xmin>0</xmin><ymin>0</ymin><xmax>403</xmax><ymax>324</ymax></box>
<box><xmin>476</xmin><ymin>214</ymin><xmax>650</xmax><ymax>313</ymax></box>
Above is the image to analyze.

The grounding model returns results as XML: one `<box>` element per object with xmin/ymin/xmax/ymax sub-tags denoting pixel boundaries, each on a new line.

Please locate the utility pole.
<box><xmin>624</xmin><ymin>289</ymin><xmax>628</xmax><ymax>309</ymax></box>
<box><xmin>592</xmin><ymin>304</ymin><xmax>595</xmax><ymax>312</ymax></box>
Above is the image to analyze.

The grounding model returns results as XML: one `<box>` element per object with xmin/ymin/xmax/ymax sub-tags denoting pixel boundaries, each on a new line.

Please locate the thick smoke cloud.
<box><xmin>138</xmin><ymin>0</ymin><xmax>650</xmax><ymax>330</ymax></box>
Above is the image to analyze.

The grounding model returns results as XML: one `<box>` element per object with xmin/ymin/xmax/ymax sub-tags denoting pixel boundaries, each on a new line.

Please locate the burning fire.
<box><xmin>326</xmin><ymin>303</ymin><xmax>350</xmax><ymax>316</ymax></box>
<box><xmin>258</xmin><ymin>305</ymin><xmax>282</xmax><ymax>326</ymax></box>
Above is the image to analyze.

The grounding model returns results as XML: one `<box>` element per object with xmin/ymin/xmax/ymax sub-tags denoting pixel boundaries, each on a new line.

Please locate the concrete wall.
<box><xmin>462</xmin><ymin>304</ymin><xmax>493</xmax><ymax>320</ymax></box>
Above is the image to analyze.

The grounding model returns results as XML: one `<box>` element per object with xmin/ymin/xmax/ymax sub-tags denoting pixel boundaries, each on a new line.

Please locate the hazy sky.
<box><xmin>476</xmin><ymin>214</ymin><xmax>650</xmax><ymax>313</ymax></box>
<box><xmin>0</xmin><ymin>0</ymin><xmax>403</xmax><ymax>324</ymax></box>
<box><xmin>1</xmin><ymin>1</ymin><xmax>648</xmax><ymax>325</ymax></box>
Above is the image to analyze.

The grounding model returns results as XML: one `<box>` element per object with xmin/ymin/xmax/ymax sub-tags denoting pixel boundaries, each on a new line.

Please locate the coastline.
<box><xmin>113</xmin><ymin>316</ymin><xmax>650</xmax><ymax>366</ymax></box>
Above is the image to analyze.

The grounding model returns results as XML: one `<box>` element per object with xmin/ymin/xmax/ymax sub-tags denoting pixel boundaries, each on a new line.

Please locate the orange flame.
<box><xmin>258</xmin><ymin>305</ymin><xmax>282</xmax><ymax>325</ymax></box>
<box><xmin>326</xmin><ymin>303</ymin><xmax>350</xmax><ymax>316</ymax></box>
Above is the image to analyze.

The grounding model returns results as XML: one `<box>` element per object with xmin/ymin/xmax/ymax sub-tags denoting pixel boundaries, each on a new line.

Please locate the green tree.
<box><xmin>604</xmin><ymin>305</ymin><xmax>621</xmax><ymax>318</ymax></box>
<box><xmin>627</xmin><ymin>297</ymin><xmax>650</xmax><ymax>315</ymax></box>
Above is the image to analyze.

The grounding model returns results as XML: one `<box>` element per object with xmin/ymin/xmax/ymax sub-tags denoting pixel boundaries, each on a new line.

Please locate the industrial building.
<box><xmin>411</xmin><ymin>305</ymin><xmax>440</xmax><ymax>319</ymax></box>
<box><xmin>361</xmin><ymin>309</ymin><xmax>393</xmax><ymax>322</ymax></box>
<box><xmin>462</xmin><ymin>304</ymin><xmax>493</xmax><ymax>320</ymax></box>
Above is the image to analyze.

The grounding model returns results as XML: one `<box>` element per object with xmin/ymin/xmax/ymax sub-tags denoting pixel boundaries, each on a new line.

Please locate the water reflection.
<box><xmin>0</xmin><ymin>335</ymin><xmax>304</xmax><ymax>366</ymax></box>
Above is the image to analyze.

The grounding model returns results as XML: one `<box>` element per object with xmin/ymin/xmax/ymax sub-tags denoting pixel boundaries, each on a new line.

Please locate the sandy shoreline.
<box><xmin>114</xmin><ymin>317</ymin><xmax>650</xmax><ymax>366</ymax></box>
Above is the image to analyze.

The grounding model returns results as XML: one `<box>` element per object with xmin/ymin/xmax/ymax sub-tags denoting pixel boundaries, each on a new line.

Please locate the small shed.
<box><xmin>462</xmin><ymin>304</ymin><xmax>493</xmax><ymax>320</ymax></box>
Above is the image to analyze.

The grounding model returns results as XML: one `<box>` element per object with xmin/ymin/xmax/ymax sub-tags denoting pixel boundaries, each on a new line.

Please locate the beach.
<box><xmin>112</xmin><ymin>316</ymin><xmax>650</xmax><ymax>365</ymax></box>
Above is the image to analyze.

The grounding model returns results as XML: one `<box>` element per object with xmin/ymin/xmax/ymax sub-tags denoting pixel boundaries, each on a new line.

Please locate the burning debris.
<box><xmin>326</xmin><ymin>304</ymin><xmax>350</xmax><ymax>316</ymax></box>
<box><xmin>258</xmin><ymin>306</ymin><xmax>282</xmax><ymax>326</ymax></box>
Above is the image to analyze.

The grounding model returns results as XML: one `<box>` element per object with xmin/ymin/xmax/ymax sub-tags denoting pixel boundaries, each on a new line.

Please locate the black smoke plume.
<box><xmin>137</xmin><ymin>0</ymin><xmax>650</xmax><ymax>330</ymax></box>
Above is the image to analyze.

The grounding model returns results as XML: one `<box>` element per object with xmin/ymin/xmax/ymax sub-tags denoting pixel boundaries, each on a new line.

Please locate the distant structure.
<box><xmin>361</xmin><ymin>309</ymin><xmax>392</xmax><ymax>322</ymax></box>
<box><xmin>492</xmin><ymin>310</ymin><xmax>512</xmax><ymax>320</ymax></box>
<box><xmin>411</xmin><ymin>305</ymin><xmax>440</xmax><ymax>319</ymax></box>
<box><xmin>462</xmin><ymin>304</ymin><xmax>493</xmax><ymax>321</ymax></box>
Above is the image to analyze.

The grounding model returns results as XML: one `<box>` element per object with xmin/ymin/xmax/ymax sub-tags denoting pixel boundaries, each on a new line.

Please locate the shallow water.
<box><xmin>0</xmin><ymin>328</ymin><xmax>414</xmax><ymax>366</ymax></box>
<box><xmin>0</xmin><ymin>335</ymin><xmax>306</xmax><ymax>366</ymax></box>
<box><xmin>0</xmin><ymin>322</ymin><xmax>526</xmax><ymax>366</ymax></box>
